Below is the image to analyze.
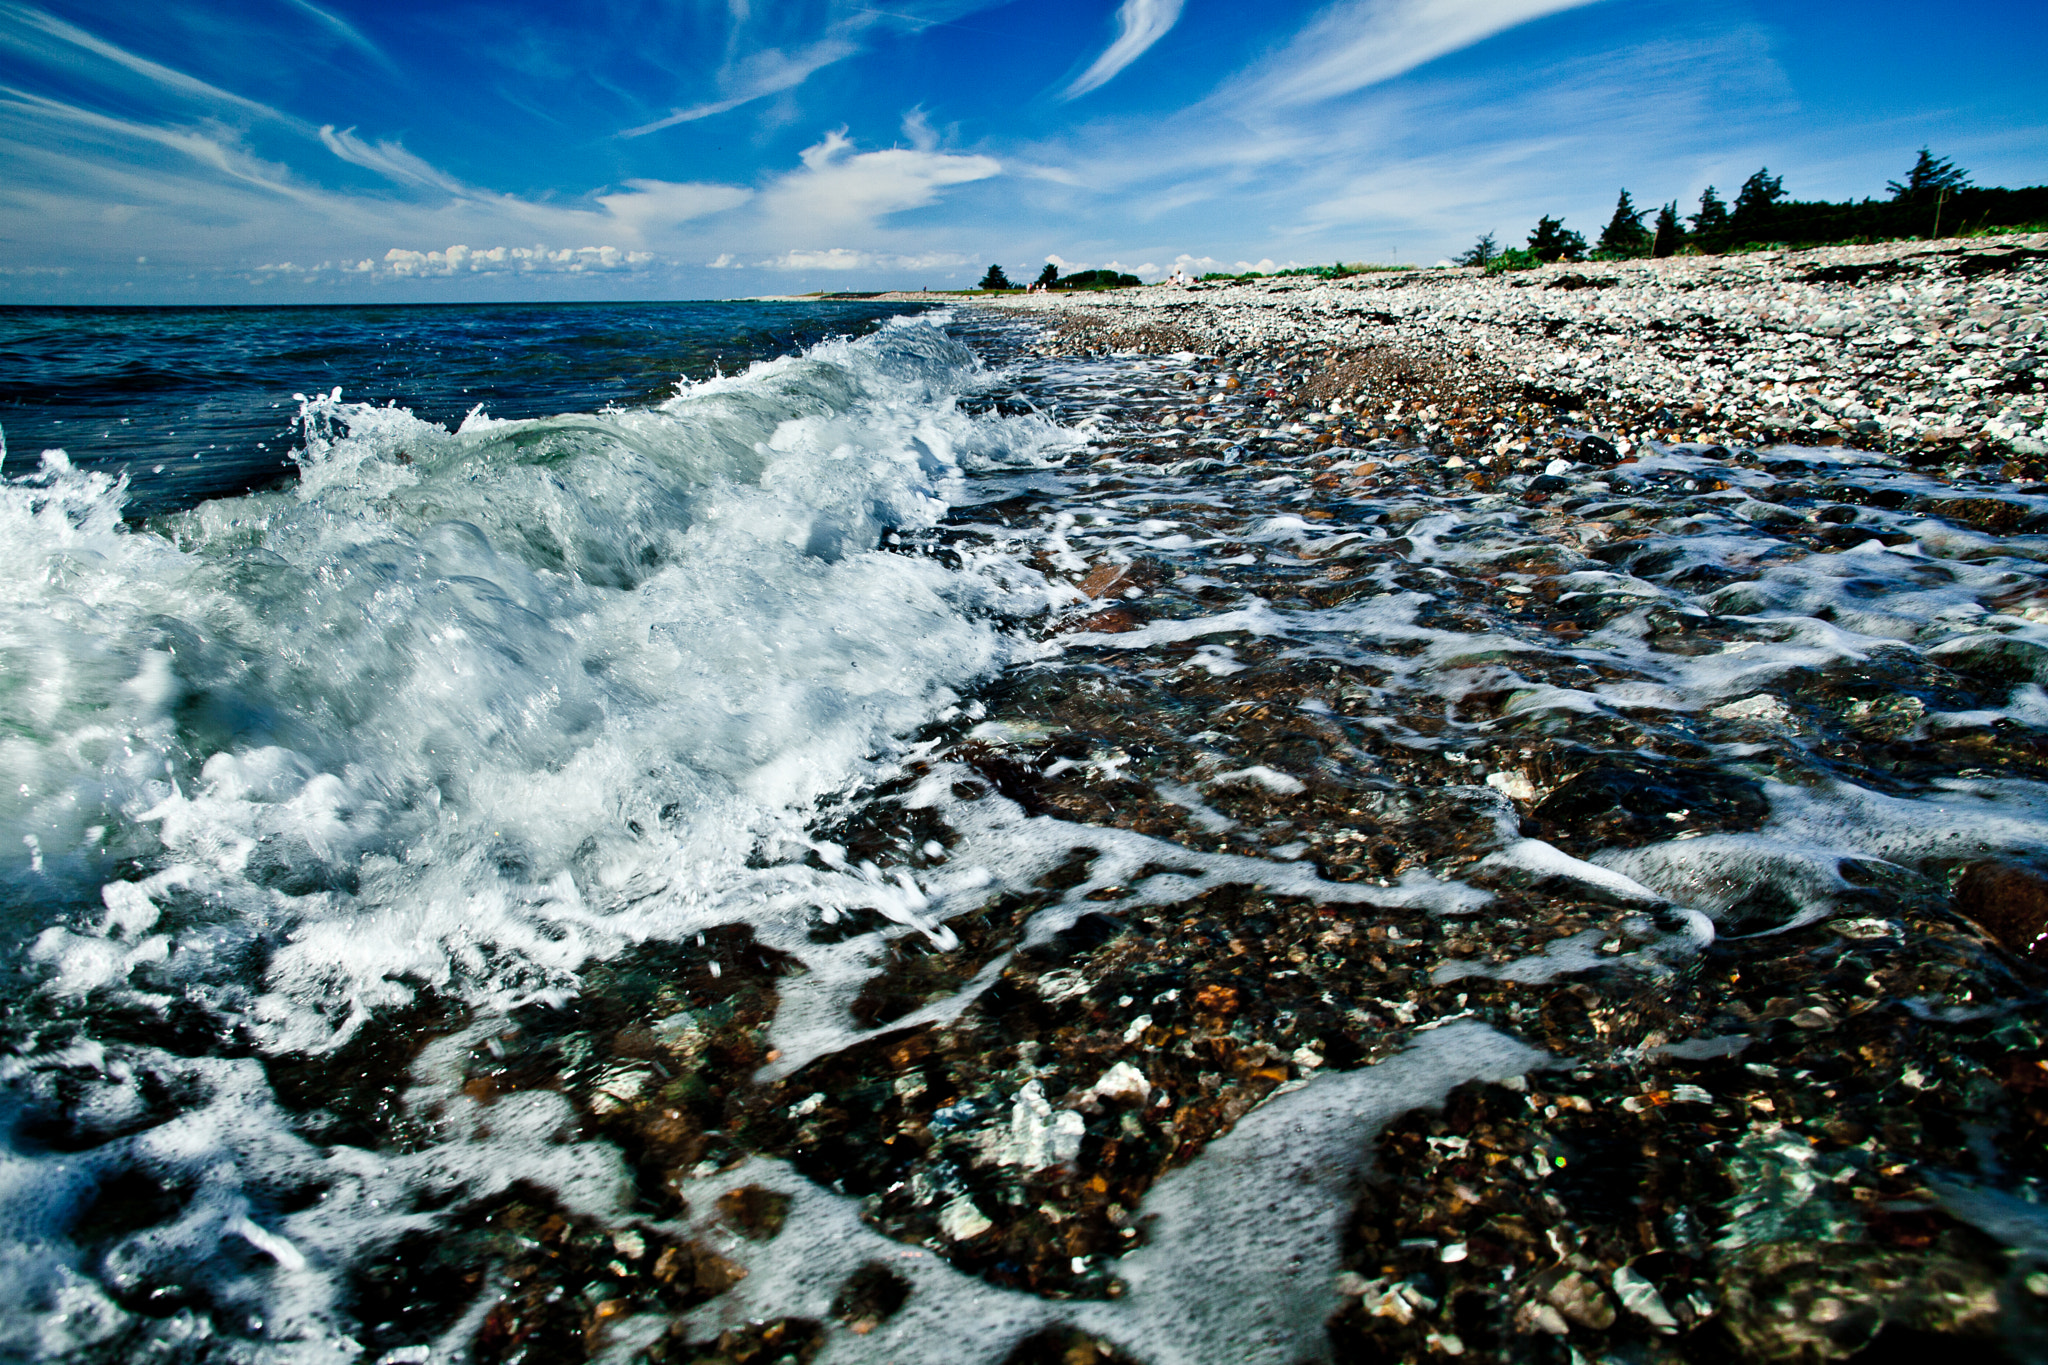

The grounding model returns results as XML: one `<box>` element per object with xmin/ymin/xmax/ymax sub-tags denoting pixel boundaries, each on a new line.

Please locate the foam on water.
<box><xmin>0</xmin><ymin>315</ymin><xmax>1082</xmax><ymax>1359</ymax></box>
<box><xmin>653</xmin><ymin>1021</ymin><xmax>1548</xmax><ymax>1365</ymax></box>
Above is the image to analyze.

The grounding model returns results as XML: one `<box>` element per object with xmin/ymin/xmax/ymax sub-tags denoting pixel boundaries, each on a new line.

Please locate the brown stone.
<box><xmin>1071</xmin><ymin>607</ymin><xmax>1143</xmax><ymax>634</ymax></box>
<box><xmin>1928</xmin><ymin>497</ymin><xmax>2031</xmax><ymax>535</ymax></box>
<box><xmin>1541</xmin><ymin>1270</ymin><xmax>1616</xmax><ymax>1330</ymax></box>
<box><xmin>1079</xmin><ymin>557</ymin><xmax>1167</xmax><ymax>599</ymax></box>
<box><xmin>716</xmin><ymin>1184</ymin><xmax>793</xmax><ymax>1240</ymax></box>
<box><xmin>1954</xmin><ymin>860</ymin><xmax>2048</xmax><ymax>960</ymax></box>
<box><xmin>693</xmin><ymin>1248</ymin><xmax>751</xmax><ymax>1294</ymax></box>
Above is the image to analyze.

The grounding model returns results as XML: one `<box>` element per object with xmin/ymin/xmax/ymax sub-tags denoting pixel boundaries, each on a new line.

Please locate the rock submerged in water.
<box><xmin>1955</xmin><ymin>860</ymin><xmax>2048</xmax><ymax>961</ymax></box>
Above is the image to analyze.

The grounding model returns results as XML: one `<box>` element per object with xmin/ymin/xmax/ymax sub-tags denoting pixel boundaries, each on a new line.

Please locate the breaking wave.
<box><xmin>0</xmin><ymin>314</ymin><xmax>1074</xmax><ymax>1359</ymax></box>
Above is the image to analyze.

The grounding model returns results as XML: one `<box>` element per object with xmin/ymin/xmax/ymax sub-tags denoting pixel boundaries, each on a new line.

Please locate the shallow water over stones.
<box><xmin>235</xmin><ymin>312</ymin><xmax>2048</xmax><ymax>1363</ymax></box>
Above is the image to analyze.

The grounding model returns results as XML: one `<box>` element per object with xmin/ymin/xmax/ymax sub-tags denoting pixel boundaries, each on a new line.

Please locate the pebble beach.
<box><xmin>466</xmin><ymin>247</ymin><xmax>2048</xmax><ymax>1362</ymax></box>
<box><xmin>988</xmin><ymin>232</ymin><xmax>2048</xmax><ymax>469</ymax></box>
<box><xmin>638</xmin><ymin>236</ymin><xmax>2048</xmax><ymax>1363</ymax></box>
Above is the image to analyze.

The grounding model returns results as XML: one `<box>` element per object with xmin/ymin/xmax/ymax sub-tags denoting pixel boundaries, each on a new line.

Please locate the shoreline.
<box><xmin>968</xmin><ymin>232</ymin><xmax>2048</xmax><ymax>473</ymax></box>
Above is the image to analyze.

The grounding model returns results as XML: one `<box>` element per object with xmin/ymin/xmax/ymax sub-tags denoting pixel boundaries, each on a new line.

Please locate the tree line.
<box><xmin>1458</xmin><ymin>149</ymin><xmax>2047</xmax><ymax>269</ymax></box>
<box><xmin>977</xmin><ymin>263</ymin><xmax>1142</xmax><ymax>291</ymax></box>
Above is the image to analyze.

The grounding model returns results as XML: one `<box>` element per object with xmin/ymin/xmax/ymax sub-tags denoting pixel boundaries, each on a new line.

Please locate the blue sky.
<box><xmin>1</xmin><ymin>0</ymin><xmax>2043</xmax><ymax>302</ymax></box>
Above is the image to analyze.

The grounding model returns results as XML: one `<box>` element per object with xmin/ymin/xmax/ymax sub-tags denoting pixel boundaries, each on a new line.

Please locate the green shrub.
<box><xmin>1485</xmin><ymin>247</ymin><xmax>1543</xmax><ymax>274</ymax></box>
<box><xmin>1057</xmin><ymin>268</ymin><xmax>1141</xmax><ymax>289</ymax></box>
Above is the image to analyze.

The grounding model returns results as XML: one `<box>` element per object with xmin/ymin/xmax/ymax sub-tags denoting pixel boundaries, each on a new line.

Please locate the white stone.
<box><xmin>991</xmin><ymin>1081</ymin><xmax>1087</xmax><ymax>1169</ymax></box>
<box><xmin>1485</xmin><ymin>770</ymin><xmax>1538</xmax><ymax>802</ymax></box>
<box><xmin>1709</xmin><ymin>694</ymin><xmax>1796</xmax><ymax>726</ymax></box>
<box><xmin>938</xmin><ymin>1196</ymin><xmax>994</xmax><ymax>1241</ymax></box>
<box><xmin>1612</xmin><ymin>1265</ymin><xmax>1679</xmax><ymax>1331</ymax></box>
<box><xmin>1093</xmin><ymin>1061</ymin><xmax>1153</xmax><ymax>1103</ymax></box>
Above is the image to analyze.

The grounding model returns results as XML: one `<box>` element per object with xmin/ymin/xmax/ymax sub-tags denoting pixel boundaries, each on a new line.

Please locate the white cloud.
<box><xmin>1051</xmin><ymin>257</ymin><xmax>1160</xmax><ymax>277</ymax></box>
<box><xmin>901</xmin><ymin>106</ymin><xmax>938</xmax><ymax>152</ymax></box>
<box><xmin>1</xmin><ymin>87</ymin><xmax>321</xmax><ymax>202</ymax></box>
<box><xmin>755</xmin><ymin>128</ymin><xmax>1000</xmax><ymax>232</ymax></box>
<box><xmin>254</xmin><ymin>246</ymin><xmax>655</xmax><ymax>281</ymax></box>
<box><xmin>1013</xmin><ymin>161</ymin><xmax>1084</xmax><ymax>186</ymax></box>
<box><xmin>320</xmin><ymin>125</ymin><xmax>468</xmax><ymax>194</ymax></box>
<box><xmin>1062</xmin><ymin>0</ymin><xmax>1185</xmax><ymax>100</ymax></box>
<box><xmin>281</xmin><ymin>0</ymin><xmax>398</xmax><ymax>73</ymax></box>
<box><xmin>1166</xmin><ymin>253</ymin><xmax>1287</xmax><ymax>274</ymax></box>
<box><xmin>253</xmin><ymin>247</ymin><xmax>658</xmax><ymax>280</ymax></box>
<box><xmin>1234</xmin><ymin>0</ymin><xmax>1604</xmax><ymax>108</ymax></box>
<box><xmin>752</xmin><ymin>247</ymin><xmax>974</xmax><ymax>271</ymax></box>
<box><xmin>381</xmin><ymin>244</ymin><xmax>654</xmax><ymax>276</ymax></box>
<box><xmin>0</xmin><ymin>4</ymin><xmax>300</xmax><ymax>126</ymax></box>
<box><xmin>620</xmin><ymin>36</ymin><xmax>857</xmax><ymax>136</ymax></box>
<box><xmin>595</xmin><ymin>178</ymin><xmax>753</xmax><ymax>233</ymax></box>
<box><xmin>618</xmin><ymin>2</ymin><xmax>1016</xmax><ymax>137</ymax></box>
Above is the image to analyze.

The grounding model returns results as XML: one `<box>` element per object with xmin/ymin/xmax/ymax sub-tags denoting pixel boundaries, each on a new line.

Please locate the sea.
<box><xmin>0</xmin><ymin>301</ymin><xmax>1091</xmax><ymax>1361</ymax></box>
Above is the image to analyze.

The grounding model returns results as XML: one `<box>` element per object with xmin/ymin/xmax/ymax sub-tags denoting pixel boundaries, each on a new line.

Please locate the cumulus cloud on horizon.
<box><xmin>256</xmin><ymin>245</ymin><xmax>658</xmax><ymax>280</ymax></box>
<box><xmin>384</xmin><ymin>244</ymin><xmax>654</xmax><ymax>275</ymax></box>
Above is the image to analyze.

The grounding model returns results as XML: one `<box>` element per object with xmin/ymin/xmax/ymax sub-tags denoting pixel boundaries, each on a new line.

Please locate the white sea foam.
<box><xmin>657</xmin><ymin>1020</ymin><xmax>1548</xmax><ymax>1365</ymax></box>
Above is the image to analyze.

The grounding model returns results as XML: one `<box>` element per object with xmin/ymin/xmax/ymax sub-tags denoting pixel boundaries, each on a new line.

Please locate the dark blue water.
<box><xmin>0</xmin><ymin>300</ymin><xmax>934</xmax><ymax>516</ymax></box>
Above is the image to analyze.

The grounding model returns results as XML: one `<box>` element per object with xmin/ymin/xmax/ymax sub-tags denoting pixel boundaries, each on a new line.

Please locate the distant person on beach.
<box><xmin>1167</xmin><ymin>266</ymin><xmax>1189</xmax><ymax>286</ymax></box>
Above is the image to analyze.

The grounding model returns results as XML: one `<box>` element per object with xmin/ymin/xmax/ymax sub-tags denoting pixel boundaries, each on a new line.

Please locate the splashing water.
<box><xmin>0</xmin><ymin>313</ymin><xmax>1079</xmax><ymax>1360</ymax></box>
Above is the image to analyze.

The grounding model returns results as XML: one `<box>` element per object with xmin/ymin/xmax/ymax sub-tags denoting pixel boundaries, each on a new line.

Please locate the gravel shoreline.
<box><xmin>980</xmin><ymin>233</ymin><xmax>2048</xmax><ymax>472</ymax></box>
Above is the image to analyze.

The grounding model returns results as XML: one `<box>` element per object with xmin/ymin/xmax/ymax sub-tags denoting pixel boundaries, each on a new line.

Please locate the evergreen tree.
<box><xmin>1649</xmin><ymin>201</ymin><xmax>1682</xmax><ymax>258</ymax></box>
<box><xmin>1526</xmin><ymin>215</ymin><xmax>1587</xmax><ymax>262</ymax></box>
<box><xmin>1887</xmin><ymin>147</ymin><xmax>1971</xmax><ymax>200</ymax></box>
<box><xmin>1729</xmin><ymin>167</ymin><xmax>1786</xmax><ymax>240</ymax></box>
<box><xmin>978</xmin><ymin>264</ymin><xmax>1014</xmax><ymax>291</ymax></box>
<box><xmin>1034</xmin><ymin>263</ymin><xmax>1060</xmax><ymax>288</ymax></box>
<box><xmin>1455</xmin><ymin>233</ymin><xmax>1499</xmax><ymax>267</ymax></box>
<box><xmin>1596</xmin><ymin>190</ymin><xmax>1651</xmax><ymax>256</ymax></box>
<box><xmin>1689</xmin><ymin>185</ymin><xmax>1729</xmax><ymax>240</ymax></box>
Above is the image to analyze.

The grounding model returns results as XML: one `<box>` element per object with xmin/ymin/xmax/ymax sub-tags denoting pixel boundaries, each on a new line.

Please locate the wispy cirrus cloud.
<box><xmin>0</xmin><ymin>85</ymin><xmax>318</xmax><ymax>201</ymax></box>
<box><xmin>621</xmin><ymin>1</ymin><xmax>1010</xmax><ymax>137</ymax></box>
<box><xmin>620</xmin><ymin>35</ymin><xmax>858</xmax><ymax>136</ymax></box>
<box><xmin>1230</xmin><ymin>0</ymin><xmax>1605</xmax><ymax>108</ymax></box>
<box><xmin>1061</xmin><ymin>0</ymin><xmax>1185</xmax><ymax>100</ymax></box>
<box><xmin>279</xmin><ymin>0</ymin><xmax>398</xmax><ymax>74</ymax></box>
<box><xmin>320</xmin><ymin>125</ymin><xmax>470</xmax><ymax>195</ymax></box>
<box><xmin>0</xmin><ymin>2</ymin><xmax>304</xmax><ymax>126</ymax></box>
